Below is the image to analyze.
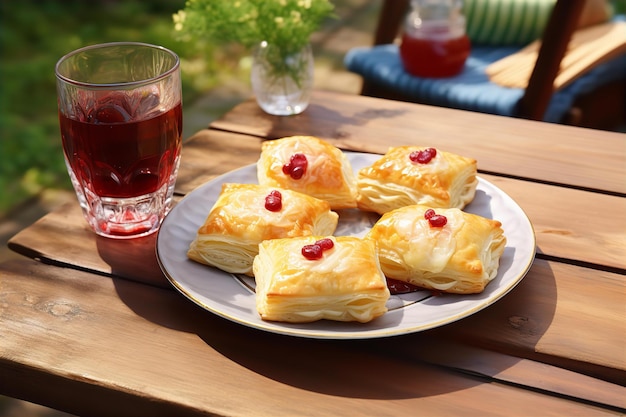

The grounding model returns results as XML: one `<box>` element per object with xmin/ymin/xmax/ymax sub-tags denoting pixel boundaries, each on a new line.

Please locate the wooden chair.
<box><xmin>346</xmin><ymin>0</ymin><xmax>626</xmax><ymax>130</ymax></box>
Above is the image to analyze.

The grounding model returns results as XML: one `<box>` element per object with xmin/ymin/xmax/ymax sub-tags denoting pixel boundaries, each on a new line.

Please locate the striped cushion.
<box><xmin>464</xmin><ymin>0</ymin><xmax>612</xmax><ymax>46</ymax></box>
<box><xmin>464</xmin><ymin>0</ymin><xmax>555</xmax><ymax>45</ymax></box>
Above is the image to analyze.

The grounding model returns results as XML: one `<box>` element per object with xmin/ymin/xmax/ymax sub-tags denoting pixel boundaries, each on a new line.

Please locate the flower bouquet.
<box><xmin>174</xmin><ymin>0</ymin><xmax>335</xmax><ymax>115</ymax></box>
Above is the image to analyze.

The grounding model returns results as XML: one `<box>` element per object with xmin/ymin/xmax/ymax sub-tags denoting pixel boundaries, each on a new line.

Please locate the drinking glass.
<box><xmin>55</xmin><ymin>42</ymin><xmax>182</xmax><ymax>239</ymax></box>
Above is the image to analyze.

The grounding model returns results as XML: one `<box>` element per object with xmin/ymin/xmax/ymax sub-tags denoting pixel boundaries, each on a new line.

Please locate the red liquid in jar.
<box><xmin>399</xmin><ymin>33</ymin><xmax>470</xmax><ymax>78</ymax></box>
<box><xmin>59</xmin><ymin>95</ymin><xmax>182</xmax><ymax>199</ymax></box>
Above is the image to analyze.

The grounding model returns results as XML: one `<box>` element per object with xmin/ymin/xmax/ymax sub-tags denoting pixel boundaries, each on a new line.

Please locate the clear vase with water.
<box><xmin>251</xmin><ymin>41</ymin><xmax>314</xmax><ymax>116</ymax></box>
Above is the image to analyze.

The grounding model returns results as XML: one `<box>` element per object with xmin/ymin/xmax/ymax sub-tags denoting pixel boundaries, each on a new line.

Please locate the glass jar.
<box><xmin>399</xmin><ymin>0</ymin><xmax>471</xmax><ymax>78</ymax></box>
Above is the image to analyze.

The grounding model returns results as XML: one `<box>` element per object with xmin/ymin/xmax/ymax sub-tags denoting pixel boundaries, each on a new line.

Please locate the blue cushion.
<box><xmin>344</xmin><ymin>43</ymin><xmax>626</xmax><ymax>123</ymax></box>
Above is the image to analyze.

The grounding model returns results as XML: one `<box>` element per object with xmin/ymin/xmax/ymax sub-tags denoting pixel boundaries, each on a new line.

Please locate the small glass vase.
<box><xmin>251</xmin><ymin>41</ymin><xmax>314</xmax><ymax>116</ymax></box>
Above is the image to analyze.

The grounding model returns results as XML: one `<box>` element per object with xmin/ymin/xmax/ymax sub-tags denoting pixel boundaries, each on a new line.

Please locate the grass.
<box><xmin>0</xmin><ymin>0</ymin><xmax>247</xmax><ymax>216</ymax></box>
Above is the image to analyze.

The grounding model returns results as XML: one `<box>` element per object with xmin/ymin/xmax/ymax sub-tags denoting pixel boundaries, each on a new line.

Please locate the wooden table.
<box><xmin>1</xmin><ymin>90</ymin><xmax>624</xmax><ymax>416</ymax></box>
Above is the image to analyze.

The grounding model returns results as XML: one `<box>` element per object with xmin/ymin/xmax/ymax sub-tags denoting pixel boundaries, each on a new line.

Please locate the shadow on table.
<box><xmin>96</xmin><ymin>233</ymin><xmax>171</xmax><ymax>288</ymax></box>
<box><xmin>214</xmin><ymin>100</ymin><xmax>411</xmax><ymax>151</ymax></box>
<box><xmin>111</xmin><ymin>255</ymin><xmax>557</xmax><ymax>400</ymax></box>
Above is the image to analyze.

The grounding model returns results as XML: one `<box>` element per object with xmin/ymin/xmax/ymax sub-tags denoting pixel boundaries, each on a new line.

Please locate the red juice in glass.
<box><xmin>60</xmin><ymin>96</ymin><xmax>182</xmax><ymax>199</ymax></box>
<box><xmin>56</xmin><ymin>42</ymin><xmax>182</xmax><ymax>238</ymax></box>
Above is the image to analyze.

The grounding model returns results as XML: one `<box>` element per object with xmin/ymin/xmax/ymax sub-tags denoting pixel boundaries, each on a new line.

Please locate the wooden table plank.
<box><xmin>6</xmin><ymin>209</ymin><xmax>625</xmax><ymax>384</ymax></box>
<box><xmin>6</xmin><ymin>123</ymin><xmax>625</xmax><ymax>385</ymax></box>
<box><xmin>376</xmin><ymin>339</ymin><xmax>626</xmax><ymax>411</ymax></box>
<box><xmin>211</xmin><ymin>91</ymin><xmax>626</xmax><ymax>195</ymax></box>
<box><xmin>480</xmin><ymin>174</ymin><xmax>626</xmax><ymax>272</ymax></box>
<box><xmin>176</xmin><ymin>130</ymin><xmax>264</xmax><ymax>195</ymax></box>
<box><xmin>1</xmin><ymin>259</ymin><xmax>621</xmax><ymax>417</ymax></box>
<box><xmin>4</xmin><ymin>91</ymin><xmax>625</xmax><ymax>417</ymax></box>
<box><xmin>8</xmin><ymin>172</ymin><xmax>624</xmax><ymax>289</ymax></box>
<box><xmin>417</xmin><ymin>259</ymin><xmax>626</xmax><ymax>385</ymax></box>
<box><xmin>6</xmin><ymin>201</ymin><xmax>169</xmax><ymax>288</ymax></box>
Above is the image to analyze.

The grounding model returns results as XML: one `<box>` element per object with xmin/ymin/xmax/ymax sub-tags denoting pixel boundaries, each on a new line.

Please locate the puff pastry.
<box><xmin>253</xmin><ymin>236</ymin><xmax>390</xmax><ymax>323</ymax></box>
<box><xmin>366</xmin><ymin>205</ymin><xmax>506</xmax><ymax>294</ymax></box>
<box><xmin>257</xmin><ymin>136</ymin><xmax>358</xmax><ymax>210</ymax></box>
<box><xmin>187</xmin><ymin>183</ymin><xmax>338</xmax><ymax>276</ymax></box>
<box><xmin>357</xmin><ymin>146</ymin><xmax>478</xmax><ymax>214</ymax></box>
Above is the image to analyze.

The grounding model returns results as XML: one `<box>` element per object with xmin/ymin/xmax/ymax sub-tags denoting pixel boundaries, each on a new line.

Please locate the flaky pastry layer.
<box><xmin>357</xmin><ymin>146</ymin><xmax>478</xmax><ymax>214</ymax></box>
<box><xmin>366</xmin><ymin>205</ymin><xmax>506</xmax><ymax>294</ymax></box>
<box><xmin>257</xmin><ymin>136</ymin><xmax>358</xmax><ymax>209</ymax></box>
<box><xmin>253</xmin><ymin>236</ymin><xmax>390</xmax><ymax>323</ymax></box>
<box><xmin>187</xmin><ymin>183</ymin><xmax>338</xmax><ymax>276</ymax></box>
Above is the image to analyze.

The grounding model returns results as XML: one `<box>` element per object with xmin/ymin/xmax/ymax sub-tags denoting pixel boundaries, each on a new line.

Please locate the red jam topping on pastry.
<box><xmin>409</xmin><ymin>147</ymin><xmax>437</xmax><ymax>164</ymax></box>
<box><xmin>316</xmin><ymin>238</ymin><xmax>334</xmax><ymax>250</ymax></box>
<box><xmin>424</xmin><ymin>208</ymin><xmax>447</xmax><ymax>227</ymax></box>
<box><xmin>264</xmin><ymin>190</ymin><xmax>282</xmax><ymax>212</ymax></box>
<box><xmin>282</xmin><ymin>153</ymin><xmax>308</xmax><ymax>179</ymax></box>
<box><xmin>301</xmin><ymin>238</ymin><xmax>335</xmax><ymax>260</ymax></box>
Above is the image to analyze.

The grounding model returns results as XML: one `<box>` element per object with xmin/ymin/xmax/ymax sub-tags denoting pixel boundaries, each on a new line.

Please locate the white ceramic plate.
<box><xmin>156</xmin><ymin>152</ymin><xmax>535</xmax><ymax>339</ymax></box>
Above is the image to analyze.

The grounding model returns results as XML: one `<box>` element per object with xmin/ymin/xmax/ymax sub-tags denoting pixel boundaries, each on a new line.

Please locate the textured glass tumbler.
<box><xmin>56</xmin><ymin>42</ymin><xmax>183</xmax><ymax>239</ymax></box>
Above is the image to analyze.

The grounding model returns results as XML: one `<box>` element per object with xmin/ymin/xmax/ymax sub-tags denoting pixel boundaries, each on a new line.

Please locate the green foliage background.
<box><xmin>1</xmin><ymin>0</ymin><xmax>624</xmax><ymax>217</ymax></box>
<box><xmin>0</xmin><ymin>0</ymin><xmax>236</xmax><ymax>216</ymax></box>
